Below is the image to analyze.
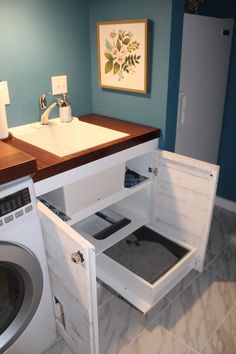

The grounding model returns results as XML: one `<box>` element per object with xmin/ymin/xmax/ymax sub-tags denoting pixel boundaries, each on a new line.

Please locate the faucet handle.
<box><xmin>39</xmin><ymin>94</ymin><xmax>47</xmax><ymax>109</ymax></box>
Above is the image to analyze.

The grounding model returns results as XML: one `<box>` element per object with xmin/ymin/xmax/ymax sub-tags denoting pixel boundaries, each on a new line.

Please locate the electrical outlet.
<box><xmin>51</xmin><ymin>75</ymin><xmax>68</xmax><ymax>95</ymax></box>
<box><xmin>0</xmin><ymin>81</ymin><xmax>10</xmax><ymax>105</ymax></box>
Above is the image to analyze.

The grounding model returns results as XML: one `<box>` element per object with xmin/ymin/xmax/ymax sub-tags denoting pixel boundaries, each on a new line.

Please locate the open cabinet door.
<box><xmin>152</xmin><ymin>150</ymin><xmax>219</xmax><ymax>271</ymax></box>
<box><xmin>37</xmin><ymin>201</ymin><xmax>99</xmax><ymax>354</ymax></box>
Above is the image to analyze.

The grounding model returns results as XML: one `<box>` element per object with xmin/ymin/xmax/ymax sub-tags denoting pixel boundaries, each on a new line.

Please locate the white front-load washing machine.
<box><xmin>0</xmin><ymin>176</ymin><xmax>57</xmax><ymax>354</ymax></box>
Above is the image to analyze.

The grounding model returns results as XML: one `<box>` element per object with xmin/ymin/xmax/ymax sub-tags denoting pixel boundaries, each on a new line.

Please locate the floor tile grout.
<box><xmin>152</xmin><ymin>267</ymin><xmax>236</xmax><ymax>354</ymax></box>
<box><xmin>199</xmin><ymin>301</ymin><xmax>236</xmax><ymax>353</ymax></box>
<box><xmin>165</xmin><ymin>271</ymin><xmax>200</xmax><ymax>304</ymax></box>
<box><xmin>205</xmin><ymin>267</ymin><xmax>230</xmax><ymax>282</ymax></box>
<box><xmin>160</xmin><ymin>326</ymin><xmax>199</xmax><ymax>354</ymax></box>
<box><xmin>204</xmin><ymin>251</ymin><xmax>218</xmax><ymax>267</ymax></box>
<box><xmin>117</xmin><ymin>300</ymin><xmax>171</xmax><ymax>354</ymax></box>
<box><xmin>97</xmin><ymin>293</ymin><xmax>115</xmax><ymax>310</ymax></box>
<box><xmin>205</xmin><ymin>240</ymin><xmax>233</xmax><ymax>282</ymax></box>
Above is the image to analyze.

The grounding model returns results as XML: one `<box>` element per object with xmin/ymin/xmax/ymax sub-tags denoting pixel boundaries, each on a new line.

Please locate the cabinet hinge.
<box><xmin>148</xmin><ymin>167</ymin><xmax>158</xmax><ymax>176</ymax></box>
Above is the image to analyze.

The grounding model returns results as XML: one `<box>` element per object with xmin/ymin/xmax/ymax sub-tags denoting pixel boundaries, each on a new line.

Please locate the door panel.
<box><xmin>158</xmin><ymin>160</ymin><xmax>212</xmax><ymax>195</ymax></box>
<box><xmin>158</xmin><ymin>179</ymin><xmax>208</xmax><ymax>210</ymax></box>
<box><xmin>175</xmin><ymin>14</ymin><xmax>233</xmax><ymax>163</ymax></box>
<box><xmin>153</xmin><ymin>150</ymin><xmax>219</xmax><ymax>271</ymax></box>
<box><xmin>38</xmin><ymin>201</ymin><xmax>98</xmax><ymax>354</ymax></box>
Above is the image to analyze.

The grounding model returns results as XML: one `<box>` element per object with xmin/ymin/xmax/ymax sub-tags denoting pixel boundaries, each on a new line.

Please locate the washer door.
<box><xmin>0</xmin><ymin>242</ymin><xmax>43</xmax><ymax>353</ymax></box>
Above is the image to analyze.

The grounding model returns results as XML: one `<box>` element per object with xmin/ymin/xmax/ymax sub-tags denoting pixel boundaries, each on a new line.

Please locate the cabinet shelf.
<box><xmin>72</xmin><ymin>203</ymin><xmax>150</xmax><ymax>255</ymax></box>
<box><xmin>67</xmin><ymin>178</ymin><xmax>151</xmax><ymax>227</ymax></box>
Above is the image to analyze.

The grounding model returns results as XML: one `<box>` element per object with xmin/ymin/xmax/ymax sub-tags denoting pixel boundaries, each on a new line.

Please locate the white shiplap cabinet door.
<box><xmin>152</xmin><ymin>150</ymin><xmax>219</xmax><ymax>271</ymax></box>
<box><xmin>38</xmin><ymin>201</ymin><xmax>99</xmax><ymax>354</ymax></box>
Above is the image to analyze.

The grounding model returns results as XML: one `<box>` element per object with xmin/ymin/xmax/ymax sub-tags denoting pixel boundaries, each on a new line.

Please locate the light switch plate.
<box><xmin>51</xmin><ymin>75</ymin><xmax>68</xmax><ymax>95</ymax></box>
<box><xmin>0</xmin><ymin>81</ymin><xmax>10</xmax><ymax>105</ymax></box>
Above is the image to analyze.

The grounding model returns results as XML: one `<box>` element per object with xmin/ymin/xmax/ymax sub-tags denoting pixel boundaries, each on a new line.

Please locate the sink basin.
<box><xmin>10</xmin><ymin>118</ymin><xmax>129</xmax><ymax>157</ymax></box>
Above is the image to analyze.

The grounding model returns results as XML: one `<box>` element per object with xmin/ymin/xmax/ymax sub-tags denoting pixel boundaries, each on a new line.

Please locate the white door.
<box><xmin>152</xmin><ymin>150</ymin><xmax>219</xmax><ymax>271</ymax></box>
<box><xmin>175</xmin><ymin>14</ymin><xmax>233</xmax><ymax>163</ymax></box>
<box><xmin>96</xmin><ymin>149</ymin><xmax>219</xmax><ymax>313</ymax></box>
<box><xmin>38</xmin><ymin>201</ymin><xmax>99</xmax><ymax>354</ymax></box>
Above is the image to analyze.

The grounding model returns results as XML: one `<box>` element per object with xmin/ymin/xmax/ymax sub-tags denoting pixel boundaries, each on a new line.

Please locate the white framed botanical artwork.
<box><xmin>97</xmin><ymin>19</ymin><xmax>148</xmax><ymax>93</ymax></box>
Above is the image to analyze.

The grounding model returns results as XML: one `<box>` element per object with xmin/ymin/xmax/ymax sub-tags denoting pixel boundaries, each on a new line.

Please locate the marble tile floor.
<box><xmin>44</xmin><ymin>206</ymin><xmax>236</xmax><ymax>354</ymax></box>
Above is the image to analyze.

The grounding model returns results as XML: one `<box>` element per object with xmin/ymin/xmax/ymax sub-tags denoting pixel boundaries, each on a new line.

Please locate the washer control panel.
<box><xmin>0</xmin><ymin>187</ymin><xmax>33</xmax><ymax>226</ymax></box>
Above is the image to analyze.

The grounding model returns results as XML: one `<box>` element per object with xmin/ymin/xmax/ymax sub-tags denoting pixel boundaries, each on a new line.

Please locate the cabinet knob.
<box><xmin>71</xmin><ymin>251</ymin><xmax>84</xmax><ymax>264</ymax></box>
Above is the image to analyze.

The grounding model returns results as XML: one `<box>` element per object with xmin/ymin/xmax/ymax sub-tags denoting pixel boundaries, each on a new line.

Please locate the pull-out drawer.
<box><xmin>71</xmin><ymin>192</ymin><xmax>197</xmax><ymax>313</ymax></box>
<box><xmin>96</xmin><ymin>225</ymin><xmax>196</xmax><ymax>313</ymax></box>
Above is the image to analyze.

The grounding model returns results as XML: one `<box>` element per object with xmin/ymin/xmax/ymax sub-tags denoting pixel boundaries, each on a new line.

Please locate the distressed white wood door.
<box><xmin>38</xmin><ymin>201</ymin><xmax>99</xmax><ymax>354</ymax></box>
<box><xmin>152</xmin><ymin>150</ymin><xmax>219</xmax><ymax>271</ymax></box>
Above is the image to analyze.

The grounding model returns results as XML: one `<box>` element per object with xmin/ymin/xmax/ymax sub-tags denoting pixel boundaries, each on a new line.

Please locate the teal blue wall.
<box><xmin>200</xmin><ymin>1</ymin><xmax>236</xmax><ymax>202</ymax></box>
<box><xmin>0</xmin><ymin>0</ymin><xmax>182</xmax><ymax>149</ymax></box>
<box><xmin>0</xmin><ymin>0</ymin><xmax>92</xmax><ymax>128</ymax></box>
<box><xmin>2</xmin><ymin>0</ymin><xmax>235</xmax><ymax>202</ymax></box>
<box><xmin>89</xmin><ymin>0</ymin><xmax>177</xmax><ymax>148</ymax></box>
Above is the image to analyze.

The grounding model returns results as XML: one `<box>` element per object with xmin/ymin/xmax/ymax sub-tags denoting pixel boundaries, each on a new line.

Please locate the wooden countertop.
<box><xmin>2</xmin><ymin>114</ymin><xmax>160</xmax><ymax>184</ymax></box>
<box><xmin>0</xmin><ymin>140</ymin><xmax>37</xmax><ymax>185</ymax></box>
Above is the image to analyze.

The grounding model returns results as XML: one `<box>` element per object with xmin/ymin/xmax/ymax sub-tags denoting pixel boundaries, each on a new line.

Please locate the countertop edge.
<box><xmin>0</xmin><ymin>141</ymin><xmax>37</xmax><ymax>185</ymax></box>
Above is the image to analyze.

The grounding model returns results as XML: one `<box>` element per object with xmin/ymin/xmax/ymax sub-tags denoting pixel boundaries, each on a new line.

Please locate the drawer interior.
<box><xmin>71</xmin><ymin>199</ymin><xmax>196</xmax><ymax>313</ymax></box>
<box><xmin>103</xmin><ymin>226</ymin><xmax>190</xmax><ymax>285</ymax></box>
<box><xmin>96</xmin><ymin>224</ymin><xmax>196</xmax><ymax>313</ymax></box>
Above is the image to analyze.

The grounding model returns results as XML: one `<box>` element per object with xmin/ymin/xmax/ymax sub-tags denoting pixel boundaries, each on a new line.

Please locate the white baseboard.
<box><xmin>215</xmin><ymin>196</ymin><xmax>236</xmax><ymax>213</ymax></box>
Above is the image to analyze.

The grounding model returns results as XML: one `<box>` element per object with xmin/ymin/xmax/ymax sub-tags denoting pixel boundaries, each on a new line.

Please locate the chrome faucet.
<box><xmin>39</xmin><ymin>93</ymin><xmax>70</xmax><ymax>125</ymax></box>
<box><xmin>39</xmin><ymin>93</ymin><xmax>58</xmax><ymax>125</ymax></box>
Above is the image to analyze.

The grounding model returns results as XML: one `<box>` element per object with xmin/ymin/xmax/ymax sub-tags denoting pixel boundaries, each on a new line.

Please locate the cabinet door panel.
<box><xmin>158</xmin><ymin>179</ymin><xmax>208</xmax><ymax>210</ymax></box>
<box><xmin>158</xmin><ymin>158</ymin><xmax>212</xmax><ymax>194</ymax></box>
<box><xmin>38</xmin><ymin>201</ymin><xmax>98</xmax><ymax>354</ymax></box>
<box><xmin>153</xmin><ymin>150</ymin><xmax>219</xmax><ymax>271</ymax></box>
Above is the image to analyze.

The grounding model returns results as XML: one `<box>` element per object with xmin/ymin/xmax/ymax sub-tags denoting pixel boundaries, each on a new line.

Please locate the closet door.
<box><xmin>38</xmin><ymin>201</ymin><xmax>99</xmax><ymax>354</ymax></box>
<box><xmin>175</xmin><ymin>14</ymin><xmax>233</xmax><ymax>163</ymax></box>
<box><xmin>152</xmin><ymin>150</ymin><xmax>219</xmax><ymax>271</ymax></box>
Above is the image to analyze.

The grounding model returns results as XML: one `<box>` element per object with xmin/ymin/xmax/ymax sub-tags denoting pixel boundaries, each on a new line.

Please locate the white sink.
<box><xmin>10</xmin><ymin>118</ymin><xmax>129</xmax><ymax>157</ymax></box>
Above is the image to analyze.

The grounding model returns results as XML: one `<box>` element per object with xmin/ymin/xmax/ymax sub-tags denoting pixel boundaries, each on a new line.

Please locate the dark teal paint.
<box><xmin>200</xmin><ymin>0</ymin><xmax>236</xmax><ymax>202</ymax></box>
<box><xmin>0</xmin><ymin>0</ymin><xmax>92</xmax><ymax>128</ymax></box>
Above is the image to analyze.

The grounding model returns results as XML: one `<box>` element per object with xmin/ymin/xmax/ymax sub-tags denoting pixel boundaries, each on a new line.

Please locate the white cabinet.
<box><xmin>37</xmin><ymin>140</ymin><xmax>219</xmax><ymax>354</ymax></box>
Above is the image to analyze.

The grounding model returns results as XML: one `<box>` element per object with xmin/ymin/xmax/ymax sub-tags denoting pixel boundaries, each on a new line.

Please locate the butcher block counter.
<box><xmin>0</xmin><ymin>114</ymin><xmax>160</xmax><ymax>184</ymax></box>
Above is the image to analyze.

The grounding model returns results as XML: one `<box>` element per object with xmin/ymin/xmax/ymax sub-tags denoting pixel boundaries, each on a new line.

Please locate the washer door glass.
<box><xmin>0</xmin><ymin>264</ymin><xmax>25</xmax><ymax>335</ymax></box>
<box><xmin>0</xmin><ymin>242</ymin><xmax>43</xmax><ymax>353</ymax></box>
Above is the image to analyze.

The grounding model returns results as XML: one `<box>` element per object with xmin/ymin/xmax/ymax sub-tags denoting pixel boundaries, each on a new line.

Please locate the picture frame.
<box><xmin>96</xmin><ymin>19</ymin><xmax>148</xmax><ymax>93</ymax></box>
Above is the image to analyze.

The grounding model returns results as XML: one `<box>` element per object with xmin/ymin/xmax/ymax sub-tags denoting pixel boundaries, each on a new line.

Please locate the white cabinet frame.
<box><xmin>37</xmin><ymin>139</ymin><xmax>219</xmax><ymax>353</ymax></box>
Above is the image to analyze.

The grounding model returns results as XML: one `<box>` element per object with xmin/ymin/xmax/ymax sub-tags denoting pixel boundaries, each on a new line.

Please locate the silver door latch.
<box><xmin>71</xmin><ymin>251</ymin><xmax>84</xmax><ymax>264</ymax></box>
<box><xmin>148</xmin><ymin>167</ymin><xmax>158</xmax><ymax>176</ymax></box>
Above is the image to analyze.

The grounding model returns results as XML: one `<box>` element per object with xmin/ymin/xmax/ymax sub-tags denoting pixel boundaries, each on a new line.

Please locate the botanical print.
<box><xmin>97</xmin><ymin>20</ymin><xmax>148</xmax><ymax>93</ymax></box>
<box><xmin>104</xmin><ymin>29</ymin><xmax>141</xmax><ymax>81</ymax></box>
